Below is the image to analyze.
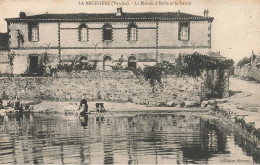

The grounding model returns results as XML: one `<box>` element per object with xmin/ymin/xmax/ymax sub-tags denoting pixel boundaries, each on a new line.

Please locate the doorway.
<box><xmin>29</xmin><ymin>56</ymin><xmax>38</xmax><ymax>74</ymax></box>
<box><xmin>128</xmin><ymin>56</ymin><xmax>137</xmax><ymax>69</ymax></box>
<box><xmin>103</xmin><ymin>56</ymin><xmax>112</xmax><ymax>70</ymax></box>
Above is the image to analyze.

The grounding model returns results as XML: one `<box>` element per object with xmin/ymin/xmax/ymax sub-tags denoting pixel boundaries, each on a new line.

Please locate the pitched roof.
<box><xmin>209</xmin><ymin>52</ymin><xmax>226</xmax><ymax>60</ymax></box>
<box><xmin>5</xmin><ymin>11</ymin><xmax>214</xmax><ymax>22</ymax></box>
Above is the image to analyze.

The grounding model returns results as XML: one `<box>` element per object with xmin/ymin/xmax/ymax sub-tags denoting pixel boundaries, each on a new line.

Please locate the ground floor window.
<box><xmin>128</xmin><ymin>56</ymin><xmax>137</xmax><ymax>68</ymax></box>
<box><xmin>29</xmin><ymin>55</ymin><xmax>38</xmax><ymax>74</ymax></box>
<box><xmin>103</xmin><ymin>56</ymin><xmax>112</xmax><ymax>70</ymax></box>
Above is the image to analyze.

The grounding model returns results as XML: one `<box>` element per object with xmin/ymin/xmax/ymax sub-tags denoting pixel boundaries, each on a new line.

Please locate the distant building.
<box><xmin>209</xmin><ymin>51</ymin><xmax>226</xmax><ymax>60</ymax></box>
<box><xmin>3</xmin><ymin>7</ymin><xmax>214</xmax><ymax>74</ymax></box>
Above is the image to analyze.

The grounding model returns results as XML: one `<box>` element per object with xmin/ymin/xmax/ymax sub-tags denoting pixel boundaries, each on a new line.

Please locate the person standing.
<box><xmin>14</xmin><ymin>96</ymin><xmax>21</xmax><ymax>110</ymax></box>
<box><xmin>14</xmin><ymin>96</ymin><xmax>23</xmax><ymax>113</ymax></box>
<box><xmin>0</xmin><ymin>97</ymin><xmax>3</xmax><ymax>109</ymax></box>
<box><xmin>79</xmin><ymin>94</ymin><xmax>88</xmax><ymax>115</ymax></box>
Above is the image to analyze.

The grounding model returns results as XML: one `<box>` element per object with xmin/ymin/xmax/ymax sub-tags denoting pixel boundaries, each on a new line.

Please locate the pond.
<box><xmin>0</xmin><ymin>112</ymin><xmax>259</xmax><ymax>164</ymax></box>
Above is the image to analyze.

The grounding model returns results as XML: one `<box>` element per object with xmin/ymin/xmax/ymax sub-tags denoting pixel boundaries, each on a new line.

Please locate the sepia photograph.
<box><xmin>0</xmin><ymin>0</ymin><xmax>260</xmax><ymax>164</ymax></box>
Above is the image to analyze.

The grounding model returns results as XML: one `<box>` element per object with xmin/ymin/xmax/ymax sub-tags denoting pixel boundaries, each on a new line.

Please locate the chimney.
<box><xmin>204</xmin><ymin>9</ymin><xmax>209</xmax><ymax>17</ymax></box>
<box><xmin>116</xmin><ymin>7</ymin><xmax>122</xmax><ymax>16</ymax></box>
<box><xmin>19</xmin><ymin>12</ymin><xmax>26</xmax><ymax>18</ymax></box>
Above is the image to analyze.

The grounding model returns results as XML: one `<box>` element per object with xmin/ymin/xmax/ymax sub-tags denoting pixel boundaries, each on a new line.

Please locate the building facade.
<box><xmin>4</xmin><ymin>7</ymin><xmax>214</xmax><ymax>74</ymax></box>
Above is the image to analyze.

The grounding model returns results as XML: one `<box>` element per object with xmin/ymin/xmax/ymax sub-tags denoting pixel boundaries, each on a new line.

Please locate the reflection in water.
<box><xmin>0</xmin><ymin>113</ymin><xmax>258</xmax><ymax>164</ymax></box>
<box><xmin>80</xmin><ymin>115</ymin><xmax>88</xmax><ymax>128</ymax></box>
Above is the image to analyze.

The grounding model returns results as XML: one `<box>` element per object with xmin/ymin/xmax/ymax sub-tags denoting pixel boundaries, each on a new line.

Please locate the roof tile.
<box><xmin>5</xmin><ymin>12</ymin><xmax>214</xmax><ymax>22</ymax></box>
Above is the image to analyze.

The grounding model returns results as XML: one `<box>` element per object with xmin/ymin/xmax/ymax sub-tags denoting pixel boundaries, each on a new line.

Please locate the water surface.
<box><xmin>0</xmin><ymin>112</ymin><xmax>258</xmax><ymax>164</ymax></box>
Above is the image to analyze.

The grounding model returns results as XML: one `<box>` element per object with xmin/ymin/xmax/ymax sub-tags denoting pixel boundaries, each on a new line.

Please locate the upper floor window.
<box><xmin>179</xmin><ymin>22</ymin><xmax>189</xmax><ymax>41</ymax></box>
<box><xmin>28</xmin><ymin>23</ymin><xmax>39</xmax><ymax>42</ymax></box>
<box><xmin>79</xmin><ymin>24</ymin><xmax>88</xmax><ymax>41</ymax></box>
<box><xmin>103</xmin><ymin>24</ymin><xmax>113</xmax><ymax>41</ymax></box>
<box><xmin>128</xmin><ymin>23</ymin><xmax>137</xmax><ymax>41</ymax></box>
<box><xmin>17</xmin><ymin>30</ymin><xmax>24</xmax><ymax>48</ymax></box>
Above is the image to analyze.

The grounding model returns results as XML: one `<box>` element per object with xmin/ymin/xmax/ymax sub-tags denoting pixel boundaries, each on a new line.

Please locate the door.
<box><xmin>128</xmin><ymin>56</ymin><xmax>137</xmax><ymax>69</ymax></box>
<box><xmin>103</xmin><ymin>56</ymin><xmax>112</xmax><ymax>70</ymax></box>
<box><xmin>30</xmin><ymin>56</ymin><xmax>38</xmax><ymax>74</ymax></box>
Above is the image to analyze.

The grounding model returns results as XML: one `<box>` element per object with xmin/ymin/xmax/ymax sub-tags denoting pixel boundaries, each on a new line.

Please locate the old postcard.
<box><xmin>0</xmin><ymin>0</ymin><xmax>260</xmax><ymax>164</ymax></box>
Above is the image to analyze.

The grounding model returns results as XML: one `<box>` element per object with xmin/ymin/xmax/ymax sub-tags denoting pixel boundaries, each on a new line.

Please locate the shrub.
<box><xmin>237</xmin><ymin>57</ymin><xmax>251</xmax><ymax>67</ymax></box>
<box><xmin>124</xmin><ymin>67</ymin><xmax>143</xmax><ymax>77</ymax></box>
<box><xmin>143</xmin><ymin>65</ymin><xmax>163</xmax><ymax>85</ymax></box>
<box><xmin>58</xmin><ymin>63</ymin><xmax>73</xmax><ymax>73</ymax></box>
<box><xmin>128</xmin><ymin>53</ymin><xmax>234</xmax><ymax>86</ymax></box>
<box><xmin>112</xmin><ymin>63</ymin><xmax>123</xmax><ymax>70</ymax></box>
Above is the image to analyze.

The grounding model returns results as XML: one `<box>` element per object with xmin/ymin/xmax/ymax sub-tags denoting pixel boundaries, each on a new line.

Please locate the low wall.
<box><xmin>0</xmin><ymin>70</ymin><xmax>229</xmax><ymax>104</ymax></box>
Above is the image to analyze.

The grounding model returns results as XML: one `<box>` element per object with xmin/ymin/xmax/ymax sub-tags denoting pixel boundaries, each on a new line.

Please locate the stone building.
<box><xmin>3</xmin><ymin>7</ymin><xmax>214</xmax><ymax>74</ymax></box>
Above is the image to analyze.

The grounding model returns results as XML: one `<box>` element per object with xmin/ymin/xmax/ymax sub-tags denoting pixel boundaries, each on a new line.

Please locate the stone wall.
<box><xmin>0</xmin><ymin>70</ymin><xmax>228</xmax><ymax>104</ymax></box>
<box><xmin>0</xmin><ymin>52</ymin><xmax>11</xmax><ymax>74</ymax></box>
<box><xmin>0</xmin><ymin>70</ymin><xmax>205</xmax><ymax>104</ymax></box>
<box><xmin>234</xmin><ymin>64</ymin><xmax>260</xmax><ymax>82</ymax></box>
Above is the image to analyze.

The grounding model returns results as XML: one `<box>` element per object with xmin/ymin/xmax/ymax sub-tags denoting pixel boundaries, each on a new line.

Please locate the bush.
<box><xmin>112</xmin><ymin>62</ymin><xmax>123</xmax><ymax>70</ymax></box>
<box><xmin>237</xmin><ymin>57</ymin><xmax>251</xmax><ymax>67</ymax></box>
<box><xmin>56</xmin><ymin>63</ymin><xmax>73</xmax><ymax>73</ymax></box>
<box><xmin>128</xmin><ymin>53</ymin><xmax>234</xmax><ymax>86</ymax></box>
<box><xmin>143</xmin><ymin>65</ymin><xmax>163</xmax><ymax>85</ymax></box>
<box><xmin>124</xmin><ymin>67</ymin><xmax>143</xmax><ymax>77</ymax></box>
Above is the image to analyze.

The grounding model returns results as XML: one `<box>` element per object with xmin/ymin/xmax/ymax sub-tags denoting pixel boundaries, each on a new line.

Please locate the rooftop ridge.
<box><xmin>5</xmin><ymin>11</ymin><xmax>214</xmax><ymax>22</ymax></box>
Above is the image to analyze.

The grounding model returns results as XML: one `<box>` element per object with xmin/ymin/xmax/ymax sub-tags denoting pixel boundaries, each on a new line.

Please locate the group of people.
<box><xmin>1</xmin><ymin>94</ymin><xmax>101</xmax><ymax>116</ymax></box>
<box><xmin>0</xmin><ymin>96</ymin><xmax>23</xmax><ymax>112</ymax></box>
<box><xmin>78</xmin><ymin>94</ymin><xmax>105</xmax><ymax>115</ymax></box>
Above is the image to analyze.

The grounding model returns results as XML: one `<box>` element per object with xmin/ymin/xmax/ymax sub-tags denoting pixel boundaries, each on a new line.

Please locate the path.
<box><xmin>229</xmin><ymin>77</ymin><xmax>260</xmax><ymax>105</ymax></box>
<box><xmin>228</xmin><ymin>77</ymin><xmax>260</xmax><ymax>127</ymax></box>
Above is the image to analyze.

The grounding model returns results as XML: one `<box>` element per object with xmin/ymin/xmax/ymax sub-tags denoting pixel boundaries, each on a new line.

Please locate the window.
<box><xmin>103</xmin><ymin>56</ymin><xmax>112</xmax><ymax>70</ymax></box>
<box><xmin>28</xmin><ymin>23</ymin><xmax>39</xmax><ymax>42</ymax></box>
<box><xmin>179</xmin><ymin>23</ymin><xmax>189</xmax><ymax>41</ymax></box>
<box><xmin>17</xmin><ymin>30</ymin><xmax>24</xmax><ymax>48</ymax></box>
<box><xmin>79</xmin><ymin>25</ymin><xmax>88</xmax><ymax>41</ymax></box>
<box><xmin>128</xmin><ymin>23</ymin><xmax>137</xmax><ymax>41</ymax></box>
<box><xmin>128</xmin><ymin>56</ymin><xmax>137</xmax><ymax>68</ymax></box>
<box><xmin>103</xmin><ymin>24</ymin><xmax>113</xmax><ymax>41</ymax></box>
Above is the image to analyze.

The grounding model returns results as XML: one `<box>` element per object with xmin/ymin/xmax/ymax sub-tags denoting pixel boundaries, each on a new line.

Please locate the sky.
<box><xmin>0</xmin><ymin>0</ymin><xmax>260</xmax><ymax>63</ymax></box>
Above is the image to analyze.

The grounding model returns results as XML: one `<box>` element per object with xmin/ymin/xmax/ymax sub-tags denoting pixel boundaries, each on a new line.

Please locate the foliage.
<box><xmin>237</xmin><ymin>57</ymin><xmax>251</xmax><ymax>67</ymax></box>
<box><xmin>111</xmin><ymin>62</ymin><xmax>123</xmax><ymax>70</ymax></box>
<box><xmin>112</xmin><ymin>56</ymin><xmax>124</xmax><ymax>70</ymax></box>
<box><xmin>8</xmin><ymin>51</ymin><xmax>16</xmax><ymax>67</ymax></box>
<box><xmin>124</xmin><ymin>67</ymin><xmax>143</xmax><ymax>77</ymax></box>
<box><xmin>74</xmin><ymin>61</ymin><xmax>97</xmax><ymax>70</ymax></box>
<box><xmin>218</xmin><ymin>59</ymin><xmax>234</xmax><ymax>70</ymax></box>
<box><xmin>37</xmin><ymin>63</ymin><xmax>47</xmax><ymax>76</ymax></box>
<box><xmin>127</xmin><ymin>53</ymin><xmax>234</xmax><ymax>86</ymax></box>
<box><xmin>143</xmin><ymin>65</ymin><xmax>164</xmax><ymax>85</ymax></box>
<box><xmin>43</xmin><ymin>52</ymin><xmax>48</xmax><ymax>65</ymax></box>
<box><xmin>51</xmin><ymin>61</ymin><xmax>97</xmax><ymax>74</ymax></box>
<box><xmin>56</xmin><ymin>63</ymin><xmax>74</xmax><ymax>73</ymax></box>
<box><xmin>174</xmin><ymin>53</ymin><xmax>234</xmax><ymax>77</ymax></box>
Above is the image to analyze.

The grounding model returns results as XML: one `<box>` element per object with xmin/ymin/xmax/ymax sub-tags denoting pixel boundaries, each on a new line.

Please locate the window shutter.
<box><xmin>28</xmin><ymin>25</ymin><xmax>32</xmax><ymax>41</ymax></box>
<box><xmin>37</xmin><ymin>24</ymin><xmax>39</xmax><ymax>41</ymax></box>
<box><xmin>179</xmin><ymin>23</ymin><xmax>189</xmax><ymax>41</ymax></box>
<box><xmin>81</xmin><ymin>28</ymin><xmax>88</xmax><ymax>41</ymax></box>
<box><xmin>184</xmin><ymin>27</ymin><xmax>188</xmax><ymax>40</ymax></box>
<box><xmin>78</xmin><ymin>28</ymin><xmax>81</xmax><ymax>41</ymax></box>
<box><xmin>132</xmin><ymin>28</ymin><xmax>136</xmax><ymax>40</ymax></box>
